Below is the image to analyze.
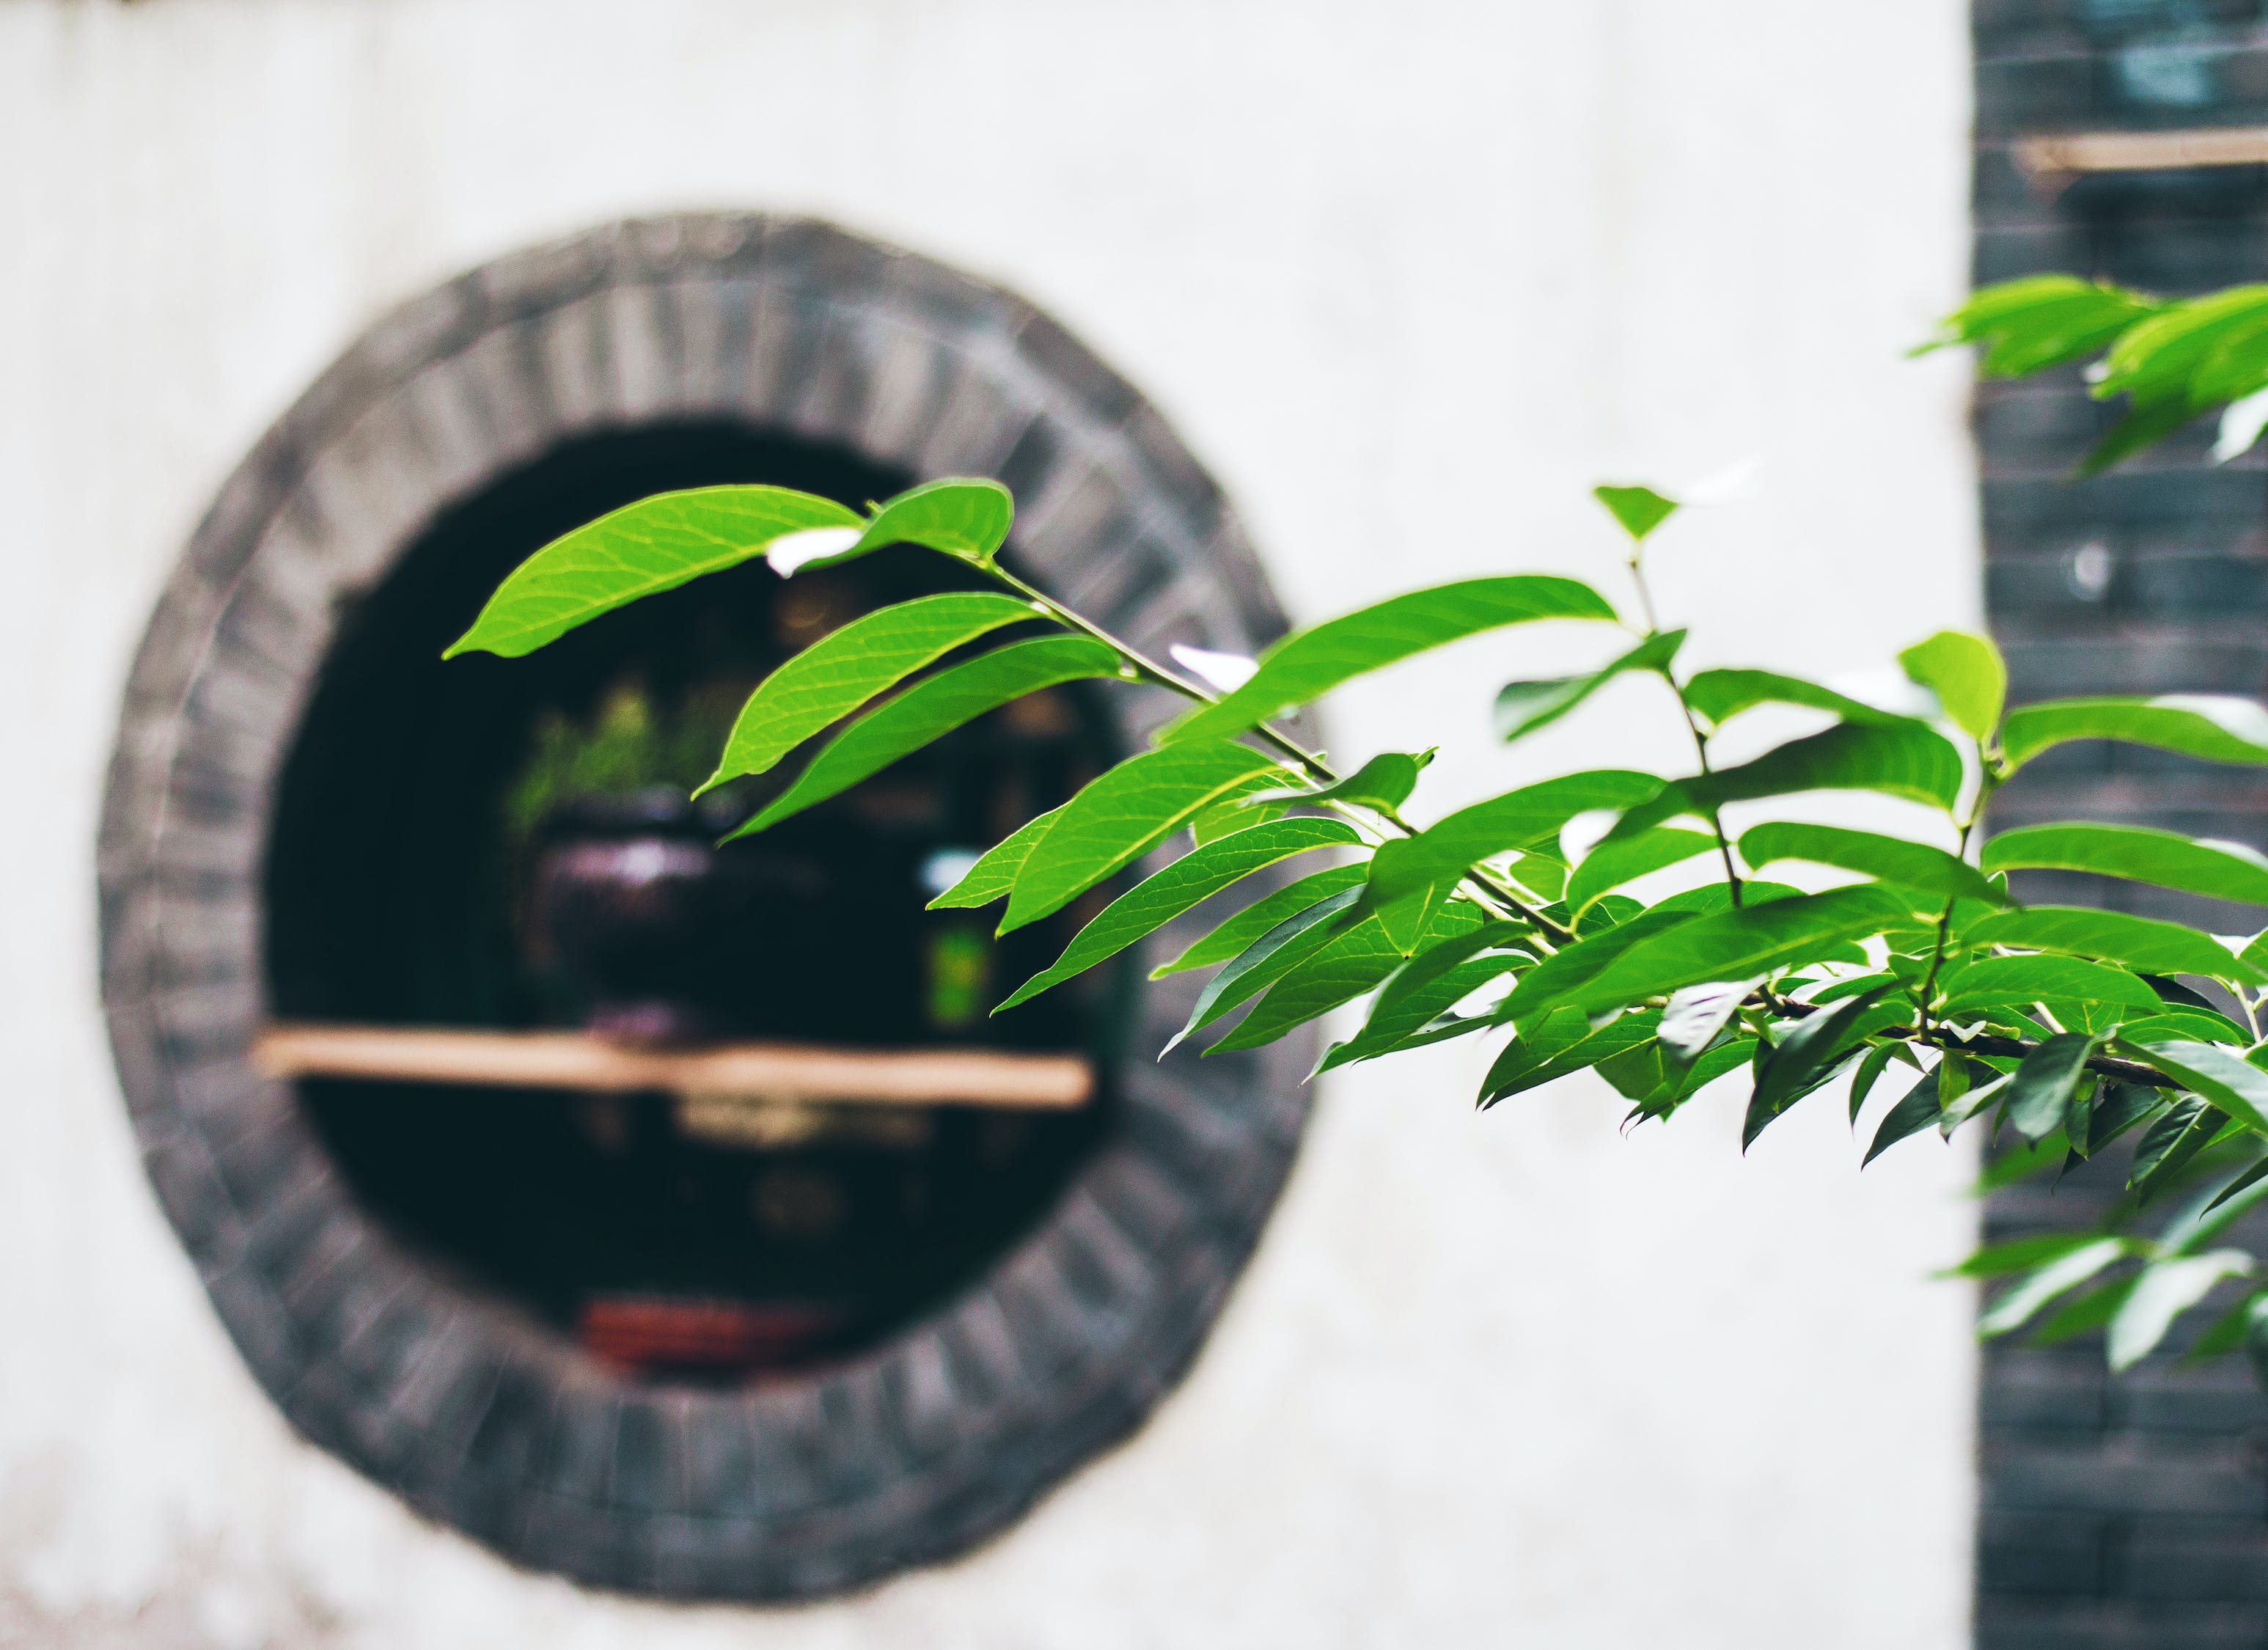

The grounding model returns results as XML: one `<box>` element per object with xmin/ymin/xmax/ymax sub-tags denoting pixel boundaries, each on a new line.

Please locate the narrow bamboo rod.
<box><xmin>250</xmin><ymin>1022</ymin><xmax>1093</xmax><ymax>1111</ymax></box>
<box><xmin>2016</xmin><ymin>125</ymin><xmax>2268</xmax><ymax>181</ymax></box>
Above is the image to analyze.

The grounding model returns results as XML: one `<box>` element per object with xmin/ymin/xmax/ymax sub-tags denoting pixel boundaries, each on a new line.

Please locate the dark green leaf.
<box><xmin>2115</xmin><ymin>1038</ymin><xmax>2268</xmax><ymax>1136</ymax></box>
<box><xmin>1494</xmin><ymin>631</ymin><xmax>1684</xmax><ymax>744</ymax></box>
<box><xmin>1865</xmin><ymin>1066</ymin><xmax>1948</xmax><ymax>1167</ymax></box>
<box><xmin>699</xmin><ymin>592</ymin><xmax>1047</xmax><ymax>792</ymax></box>
<box><xmin>1981</xmin><ymin>822</ymin><xmax>2268</xmax><ymax>907</ymax></box>
<box><xmin>848</xmin><ymin>477</ymin><xmax>1014</xmax><ymax>563</ymax></box>
<box><xmin>1745</xmin><ymin>986</ymin><xmax>1897</xmax><ymax>1149</ymax></box>
<box><xmin>1495</xmin><ymin>906</ymin><xmax>1700</xmax><ymax>1024</ymax></box>
<box><xmin>1566</xmin><ymin>827</ymin><xmax>1720</xmax><ymax>916</ymax></box>
<box><xmin>2030</xmin><ymin>1275</ymin><xmax>2140</xmax><ymax>1346</ymax></box>
<box><xmin>2085</xmin><ymin>1081</ymin><xmax>2171</xmax><ymax>1159</ymax></box>
<box><xmin>1162</xmin><ymin>576</ymin><xmax>1621</xmax><ymax>744</ymax></box>
<box><xmin>1738</xmin><ymin>821</ymin><xmax>2005</xmax><ymax>906</ymax></box>
<box><xmin>2204</xmin><ymin>1156</ymin><xmax>2268</xmax><ymax>1217</ymax></box>
<box><xmin>731</xmin><ymin>637</ymin><xmax>1122</xmax><ymax>837</ymax></box>
<box><xmin>995</xmin><ymin>817</ymin><xmax>1362</xmax><ymax>1011</ymax></box>
<box><xmin>1898</xmin><ymin>630</ymin><xmax>2007</xmax><ymax>743</ymax></box>
<box><xmin>1961</xmin><ymin>905</ymin><xmax>2265</xmax><ymax>986</ymax></box>
<box><xmin>1153</xmin><ymin>863</ymin><xmax>1369</xmax><ymax>977</ymax></box>
<box><xmin>1681</xmin><ymin>668</ymin><xmax>1913</xmax><ymax>732</ymax></box>
<box><xmin>1593</xmin><ymin>483</ymin><xmax>1679</xmax><ymax>541</ymax></box>
<box><xmin>927</xmin><ymin>803</ymin><xmax>1067</xmax><ymax>909</ymax></box>
<box><xmin>1001</xmin><ymin>740</ymin><xmax>1293</xmax><ymax>933</ymax></box>
<box><xmin>1533</xmin><ymin>886</ymin><xmax>1915</xmax><ymax>1019</ymax></box>
<box><xmin>2000</xmin><ymin>694</ymin><xmax>2268</xmax><ymax>772</ymax></box>
<box><xmin>2005</xmin><ymin>1033</ymin><xmax>2104</xmax><ymax>1143</ymax></box>
<box><xmin>446</xmin><ymin>485</ymin><xmax>862</xmax><ymax>659</ymax></box>
<box><xmin>1161</xmin><ymin>887</ymin><xmax>1365</xmax><ymax>1055</ymax></box>
<box><xmin>2129</xmin><ymin>1096</ymin><xmax>2223</xmax><ymax>1198</ymax></box>
<box><xmin>1482</xmin><ymin>1007</ymin><xmax>1661</xmax><ymax>1103</ymax></box>
<box><xmin>1849</xmin><ymin>1040</ymin><xmax>1912</xmax><ymax>1123</ymax></box>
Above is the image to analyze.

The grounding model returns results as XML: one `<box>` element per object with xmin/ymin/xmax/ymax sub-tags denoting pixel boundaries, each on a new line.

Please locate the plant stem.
<box><xmin>1625</xmin><ymin>548</ymin><xmax>1743</xmax><ymax>908</ymax></box>
<box><xmin>1916</xmin><ymin>758</ymin><xmax>2003</xmax><ymax>1040</ymax></box>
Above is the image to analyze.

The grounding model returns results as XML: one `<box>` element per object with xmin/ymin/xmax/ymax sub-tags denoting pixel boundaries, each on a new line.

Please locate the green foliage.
<box><xmin>449</xmin><ymin>282</ymin><xmax>2268</xmax><ymax>1396</ymax></box>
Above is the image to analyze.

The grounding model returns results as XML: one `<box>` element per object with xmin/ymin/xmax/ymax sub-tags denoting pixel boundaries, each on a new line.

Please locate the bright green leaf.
<box><xmin>2116</xmin><ymin>1038</ymin><xmax>2268</xmax><ymax>1136</ymax></box>
<box><xmin>1211</xmin><ymin>899</ymin><xmax>1488</xmax><ymax>1053</ymax></box>
<box><xmin>1612</xmin><ymin>721</ymin><xmax>1964</xmax><ymax>843</ymax></box>
<box><xmin>444</xmin><ymin>485</ymin><xmax>862</xmax><ymax>659</ymax></box>
<box><xmin>1152</xmin><ymin>862</ymin><xmax>1369</xmax><ymax>976</ymax></box>
<box><xmin>1482</xmin><ymin>1007</ymin><xmax>1662</xmax><ymax>1103</ymax></box>
<box><xmin>2000</xmin><ymin>694</ymin><xmax>2268</xmax><ymax>771</ymax></box>
<box><xmin>1938</xmin><ymin>956</ymin><xmax>2162</xmax><ymax>1022</ymax></box>
<box><xmin>928</xmin><ymin>803</ymin><xmax>1068</xmax><ymax>909</ymax></box>
<box><xmin>1593</xmin><ymin>483</ymin><xmax>1679</xmax><ymax>541</ymax></box>
<box><xmin>730</xmin><ymin>637</ymin><xmax>1121</xmax><ymax>837</ymax></box>
<box><xmin>1738</xmin><ymin>821</ymin><xmax>2005</xmax><ymax>906</ymax></box>
<box><xmin>1961</xmin><ymin>905</ymin><xmax>2266</xmax><ymax>986</ymax></box>
<box><xmin>1161</xmin><ymin>886</ymin><xmax>1365</xmax><ymax>1055</ymax></box>
<box><xmin>1566</xmin><ymin>827</ymin><xmax>1720</xmax><ymax>917</ymax></box>
<box><xmin>1981</xmin><ymin>822</ymin><xmax>2268</xmax><ymax>907</ymax></box>
<box><xmin>1002</xmin><ymin>740</ymin><xmax>1291</xmax><ymax>933</ymax></box>
<box><xmin>1681</xmin><ymin>668</ymin><xmax>1914</xmax><ymax>732</ymax></box>
<box><xmin>1320</xmin><ymin>923</ymin><xmax>1535</xmax><ymax>1071</ymax></box>
<box><xmin>1898</xmin><ymin>630</ymin><xmax>2007</xmax><ymax>743</ymax></box>
<box><xmin>849</xmin><ymin>477</ymin><xmax>1014</xmax><ymax>563</ymax></box>
<box><xmin>1244</xmin><ymin>749</ymin><xmax>1434</xmax><ymax>814</ymax></box>
<box><xmin>699</xmin><ymin>592</ymin><xmax>1047</xmax><ymax>793</ymax></box>
<box><xmin>1494</xmin><ymin>630</ymin><xmax>1684</xmax><ymax>744</ymax></box>
<box><xmin>995</xmin><ymin>817</ymin><xmax>1362</xmax><ymax>1011</ymax></box>
<box><xmin>1163</xmin><ymin>576</ymin><xmax>1620</xmax><ymax>745</ymax></box>
<box><xmin>1920</xmin><ymin>274</ymin><xmax>2159</xmax><ymax>378</ymax></box>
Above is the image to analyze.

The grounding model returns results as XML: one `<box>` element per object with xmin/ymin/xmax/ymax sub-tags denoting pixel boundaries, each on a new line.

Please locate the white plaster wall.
<box><xmin>0</xmin><ymin>1</ymin><xmax>1982</xmax><ymax>1645</ymax></box>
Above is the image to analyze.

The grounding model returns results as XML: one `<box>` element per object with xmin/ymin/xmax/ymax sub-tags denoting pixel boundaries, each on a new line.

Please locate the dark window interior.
<box><xmin>265</xmin><ymin>422</ymin><xmax>1125</xmax><ymax>1381</ymax></box>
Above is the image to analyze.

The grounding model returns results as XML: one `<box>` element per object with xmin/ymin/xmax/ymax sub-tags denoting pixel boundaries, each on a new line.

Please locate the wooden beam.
<box><xmin>2016</xmin><ymin>126</ymin><xmax>2268</xmax><ymax>184</ymax></box>
<box><xmin>251</xmin><ymin>1022</ymin><xmax>1093</xmax><ymax>1110</ymax></box>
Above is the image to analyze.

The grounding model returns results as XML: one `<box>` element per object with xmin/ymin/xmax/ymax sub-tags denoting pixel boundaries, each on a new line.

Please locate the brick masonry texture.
<box><xmin>1976</xmin><ymin>4</ymin><xmax>2268</xmax><ymax>1645</ymax></box>
<box><xmin>95</xmin><ymin>213</ymin><xmax>1317</xmax><ymax>1604</ymax></box>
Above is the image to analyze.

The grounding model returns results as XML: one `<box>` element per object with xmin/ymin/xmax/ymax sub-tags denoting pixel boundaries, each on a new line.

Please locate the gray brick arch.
<box><xmin>96</xmin><ymin>213</ymin><xmax>1316</xmax><ymax>1601</ymax></box>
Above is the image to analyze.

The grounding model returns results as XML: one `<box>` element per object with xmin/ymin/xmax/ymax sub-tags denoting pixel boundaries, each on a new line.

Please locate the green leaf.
<box><xmin>2031</xmin><ymin>1275</ymin><xmax>2140</xmax><ymax>1345</ymax></box>
<box><xmin>2109</xmin><ymin>1250</ymin><xmax>2256</xmax><ymax>1370</ymax></box>
<box><xmin>2000</xmin><ymin>694</ymin><xmax>2268</xmax><ymax>772</ymax></box>
<box><xmin>1898</xmin><ymin>630</ymin><xmax>2007</xmax><ymax>743</ymax></box>
<box><xmin>444</xmin><ymin>485</ymin><xmax>862</xmax><ymax>659</ymax></box>
<box><xmin>1978</xmin><ymin>1238</ymin><xmax>2132</xmax><ymax>1338</ymax></box>
<box><xmin>1002</xmin><ymin>740</ymin><xmax>1291</xmax><ymax>934</ymax></box>
<box><xmin>847</xmin><ymin>477</ymin><xmax>1015</xmax><ymax>564</ymax></box>
<box><xmin>1738</xmin><ymin>821</ymin><xmax>2005</xmax><ymax>907</ymax></box>
<box><xmin>927</xmin><ymin>803</ymin><xmax>1068</xmax><ymax>909</ymax></box>
<box><xmin>1162</xmin><ymin>886</ymin><xmax>1365</xmax><ymax>1055</ymax></box>
<box><xmin>1495</xmin><ymin>906</ymin><xmax>1698</xmax><ymax>1025</ymax></box>
<box><xmin>1593</xmin><ymin>483</ymin><xmax>1679</xmax><ymax>541</ymax></box>
<box><xmin>1162</xmin><ymin>576</ymin><xmax>1621</xmax><ymax>744</ymax></box>
<box><xmin>1320</xmin><ymin>923</ymin><xmax>1535</xmax><ymax>1071</ymax></box>
<box><xmin>2203</xmin><ymin>1156</ymin><xmax>2268</xmax><ymax>1217</ymax></box>
<box><xmin>2181</xmin><ymin>1290</ymin><xmax>2268</xmax><ymax>1365</ymax></box>
<box><xmin>1211</xmin><ymin>900</ymin><xmax>1488</xmax><ymax>1053</ymax></box>
<box><xmin>1865</xmin><ymin>1065</ymin><xmax>1948</xmax><ymax>1166</ymax></box>
<box><xmin>1744</xmin><ymin>986</ymin><xmax>1898</xmax><ymax>1149</ymax></box>
<box><xmin>1153</xmin><ymin>862</ymin><xmax>1369</xmax><ymax>977</ymax></box>
<box><xmin>1494</xmin><ymin>631</ymin><xmax>1684</xmax><ymax>744</ymax></box>
<box><xmin>2129</xmin><ymin>1096</ymin><xmax>2223</xmax><ymax>1198</ymax></box>
<box><xmin>1566</xmin><ymin>828</ymin><xmax>1720</xmax><ymax>917</ymax></box>
<box><xmin>1658</xmin><ymin>978</ymin><xmax>1759</xmax><ymax>1066</ymax></box>
<box><xmin>698</xmin><ymin>592</ymin><xmax>1048</xmax><ymax>793</ymax></box>
<box><xmin>1921</xmin><ymin>274</ymin><xmax>2159</xmax><ymax>378</ymax></box>
<box><xmin>1981</xmin><ymin>823</ymin><xmax>2268</xmax><ymax>907</ymax></box>
<box><xmin>2080</xmin><ymin>1080</ymin><xmax>2170</xmax><ymax>1159</ymax></box>
<box><xmin>2115</xmin><ymin>1038</ymin><xmax>2268</xmax><ymax>1136</ymax></box>
<box><xmin>1244</xmin><ymin>749</ymin><xmax>1433</xmax><ymax>813</ymax></box>
<box><xmin>995</xmin><ymin>817</ymin><xmax>1362</xmax><ymax>1011</ymax></box>
<box><xmin>1482</xmin><ymin>1007</ymin><xmax>1662</xmax><ymax>1103</ymax></box>
<box><xmin>1849</xmin><ymin>1040</ymin><xmax>1912</xmax><ymax>1123</ymax></box>
<box><xmin>1961</xmin><ymin>906</ymin><xmax>2265</xmax><ymax>986</ymax></box>
<box><xmin>730</xmin><ymin>637</ymin><xmax>1122</xmax><ymax>837</ymax></box>
<box><xmin>1365</xmin><ymin>771</ymin><xmax>1664</xmax><ymax>943</ymax></box>
<box><xmin>1948</xmin><ymin>1232</ymin><xmax>2115</xmax><ymax>1279</ymax></box>
<box><xmin>1937</xmin><ymin>956</ymin><xmax>2162</xmax><ymax>1023</ymax></box>
<box><xmin>1681</xmin><ymin>668</ymin><xmax>1913</xmax><ymax>732</ymax></box>
<box><xmin>2005</xmin><ymin>1033</ymin><xmax>2104</xmax><ymax>1143</ymax></box>
<box><xmin>1530</xmin><ymin>886</ymin><xmax>1914</xmax><ymax>1019</ymax></box>
<box><xmin>1190</xmin><ymin>787</ymin><xmax>1285</xmax><ymax>844</ymax></box>
<box><xmin>1612</xmin><ymin>721</ymin><xmax>1964</xmax><ymax>843</ymax></box>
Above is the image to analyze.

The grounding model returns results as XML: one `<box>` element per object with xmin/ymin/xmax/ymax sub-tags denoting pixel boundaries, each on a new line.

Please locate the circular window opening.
<box><xmin>267</xmin><ymin>421</ymin><xmax>1128</xmax><ymax>1380</ymax></box>
<box><xmin>101</xmin><ymin>213</ymin><xmax>1318</xmax><ymax>1600</ymax></box>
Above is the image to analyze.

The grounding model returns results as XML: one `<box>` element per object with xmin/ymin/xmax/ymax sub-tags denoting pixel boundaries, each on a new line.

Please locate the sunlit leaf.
<box><xmin>1002</xmin><ymin>740</ymin><xmax>1292</xmax><ymax>933</ymax></box>
<box><xmin>2115</xmin><ymin>1038</ymin><xmax>2268</xmax><ymax>1136</ymax></box>
<box><xmin>1920</xmin><ymin>274</ymin><xmax>2159</xmax><ymax>378</ymax></box>
<box><xmin>1738</xmin><ymin>821</ymin><xmax>2005</xmax><ymax>906</ymax></box>
<box><xmin>1152</xmin><ymin>863</ymin><xmax>1369</xmax><ymax>976</ymax></box>
<box><xmin>731</xmin><ymin>637</ymin><xmax>1122</xmax><ymax>837</ymax></box>
<box><xmin>445</xmin><ymin>485</ymin><xmax>862</xmax><ymax>658</ymax></box>
<box><xmin>927</xmin><ymin>802</ymin><xmax>1068</xmax><ymax>909</ymax></box>
<box><xmin>1566</xmin><ymin>827</ymin><xmax>1720</xmax><ymax>917</ymax></box>
<box><xmin>1481</xmin><ymin>1007</ymin><xmax>1662</xmax><ymax>1103</ymax></box>
<box><xmin>1243</xmin><ymin>749</ymin><xmax>1434</xmax><ymax>813</ymax></box>
<box><xmin>1161</xmin><ymin>886</ymin><xmax>1365</xmax><ymax>1055</ymax></box>
<box><xmin>1319</xmin><ymin>923</ymin><xmax>1535</xmax><ymax>1071</ymax></box>
<box><xmin>1898</xmin><ymin>630</ymin><xmax>2007</xmax><ymax>743</ymax></box>
<box><xmin>995</xmin><ymin>817</ymin><xmax>1362</xmax><ymax>1011</ymax></box>
<box><xmin>1981</xmin><ymin>822</ymin><xmax>2268</xmax><ymax>907</ymax></box>
<box><xmin>1937</xmin><ymin>956</ymin><xmax>2162</xmax><ymax>1022</ymax></box>
<box><xmin>849</xmin><ymin>477</ymin><xmax>1014</xmax><ymax>563</ymax></box>
<box><xmin>2000</xmin><ymin>694</ymin><xmax>2268</xmax><ymax>771</ymax></box>
<box><xmin>1494</xmin><ymin>631</ymin><xmax>1684</xmax><ymax>744</ymax></box>
<box><xmin>1612</xmin><ymin>721</ymin><xmax>1964</xmax><ymax>843</ymax></box>
<box><xmin>1593</xmin><ymin>483</ymin><xmax>1679</xmax><ymax>541</ymax></box>
<box><xmin>1681</xmin><ymin>668</ymin><xmax>1914</xmax><ymax>732</ymax></box>
<box><xmin>1211</xmin><ymin>899</ymin><xmax>1488</xmax><ymax>1053</ymax></box>
<box><xmin>1961</xmin><ymin>906</ymin><xmax>2265</xmax><ymax>986</ymax></box>
<box><xmin>700</xmin><ymin>592</ymin><xmax>1048</xmax><ymax>792</ymax></box>
<box><xmin>1163</xmin><ymin>576</ymin><xmax>1620</xmax><ymax>744</ymax></box>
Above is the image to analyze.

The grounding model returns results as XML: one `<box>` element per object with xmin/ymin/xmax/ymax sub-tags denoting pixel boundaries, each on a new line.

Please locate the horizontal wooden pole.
<box><xmin>251</xmin><ymin>1022</ymin><xmax>1093</xmax><ymax>1110</ymax></box>
<box><xmin>2016</xmin><ymin>125</ymin><xmax>2268</xmax><ymax>180</ymax></box>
